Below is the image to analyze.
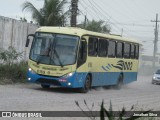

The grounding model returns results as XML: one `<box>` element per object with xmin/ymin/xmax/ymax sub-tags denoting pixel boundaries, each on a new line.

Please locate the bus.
<box><xmin>26</xmin><ymin>27</ymin><xmax>139</xmax><ymax>93</ymax></box>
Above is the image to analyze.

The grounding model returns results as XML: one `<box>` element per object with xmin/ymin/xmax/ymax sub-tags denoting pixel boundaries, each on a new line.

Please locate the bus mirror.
<box><xmin>25</xmin><ymin>38</ymin><xmax>30</xmax><ymax>47</ymax></box>
<box><xmin>26</xmin><ymin>34</ymin><xmax>35</xmax><ymax>47</ymax></box>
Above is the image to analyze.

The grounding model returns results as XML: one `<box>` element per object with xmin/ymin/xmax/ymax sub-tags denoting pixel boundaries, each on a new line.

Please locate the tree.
<box><xmin>22</xmin><ymin>0</ymin><xmax>67</xmax><ymax>26</ymax></box>
<box><xmin>20</xmin><ymin>17</ymin><xmax>27</xmax><ymax>22</ymax></box>
<box><xmin>79</xmin><ymin>20</ymin><xmax>111</xmax><ymax>33</ymax></box>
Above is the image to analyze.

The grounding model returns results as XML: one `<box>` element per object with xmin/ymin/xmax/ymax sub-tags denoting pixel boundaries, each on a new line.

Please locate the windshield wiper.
<box><xmin>53</xmin><ymin>49</ymin><xmax>63</xmax><ymax>68</ymax></box>
<box><xmin>36</xmin><ymin>56</ymin><xmax>41</xmax><ymax>65</ymax></box>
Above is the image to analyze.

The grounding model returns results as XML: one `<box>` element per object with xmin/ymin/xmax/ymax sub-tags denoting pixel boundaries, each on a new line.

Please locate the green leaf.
<box><xmin>22</xmin><ymin>0</ymin><xmax>67</xmax><ymax>26</ymax></box>
<box><xmin>100</xmin><ymin>101</ymin><xmax>105</xmax><ymax>120</ymax></box>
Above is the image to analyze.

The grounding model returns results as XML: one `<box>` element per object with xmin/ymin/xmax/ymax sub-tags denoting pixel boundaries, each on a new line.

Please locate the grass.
<box><xmin>0</xmin><ymin>61</ymin><xmax>28</xmax><ymax>84</ymax></box>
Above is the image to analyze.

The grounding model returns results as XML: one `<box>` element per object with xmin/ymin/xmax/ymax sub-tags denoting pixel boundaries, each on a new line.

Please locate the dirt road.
<box><xmin>0</xmin><ymin>75</ymin><xmax>159</xmax><ymax>119</ymax></box>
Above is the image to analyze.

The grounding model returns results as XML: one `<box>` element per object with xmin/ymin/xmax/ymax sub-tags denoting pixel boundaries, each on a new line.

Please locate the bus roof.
<box><xmin>36</xmin><ymin>27</ymin><xmax>139</xmax><ymax>44</ymax></box>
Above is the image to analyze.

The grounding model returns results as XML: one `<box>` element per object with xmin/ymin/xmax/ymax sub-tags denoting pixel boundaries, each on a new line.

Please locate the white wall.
<box><xmin>0</xmin><ymin>16</ymin><xmax>38</xmax><ymax>61</ymax></box>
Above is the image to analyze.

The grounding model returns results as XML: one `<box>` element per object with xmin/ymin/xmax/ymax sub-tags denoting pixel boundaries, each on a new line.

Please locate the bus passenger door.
<box><xmin>87</xmin><ymin>37</ymin><xmax>102</xmax><ymax>86</ymax></box>
<box><xmin>76</xmin><ymin>38</ymin><xmax>88</xmax><ymax>87</ymax></box>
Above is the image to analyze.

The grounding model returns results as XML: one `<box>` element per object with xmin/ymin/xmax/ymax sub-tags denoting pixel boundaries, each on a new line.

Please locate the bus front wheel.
<box><xmin>80</xmin><ymin>75</ymin><xmax>91</xmax><ymax>93</ymax></box>
<box><xmin>41</xmin><ymin>84</ymin><xmax>50</xmax><ymax>89</ymax></box>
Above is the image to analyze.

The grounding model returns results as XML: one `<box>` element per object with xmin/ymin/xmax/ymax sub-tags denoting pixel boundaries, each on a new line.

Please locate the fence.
<box><xmin>0</xmin><ymin>16</ymin><xmax>38</xmax><ymax>61</ymax></box>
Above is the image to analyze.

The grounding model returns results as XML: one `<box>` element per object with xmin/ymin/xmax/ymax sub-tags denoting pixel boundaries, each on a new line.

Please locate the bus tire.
<box><xmin>41</xmin><ymin>84</ymin><xmax>50</xmax><ymax>89</ymax></box>
<box><xmin>115</xmin><ymin>74</ymin><xmax>123</xmax><ymax>89</ymax></box>
<box><xmin>80</xmin><ymin>75</ymin><xmax>91</xmax><ymax>93</ymax></box>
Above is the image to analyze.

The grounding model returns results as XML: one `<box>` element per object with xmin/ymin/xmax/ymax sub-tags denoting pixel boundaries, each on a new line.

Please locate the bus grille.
<box><xmin>37</xmin><ymin>78</ymin><xmax>61</xmax><ymax>86</ymax></box>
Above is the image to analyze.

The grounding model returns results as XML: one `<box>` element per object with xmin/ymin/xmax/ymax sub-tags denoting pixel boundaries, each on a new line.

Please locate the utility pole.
<box><xmin>84</xmin><ymin>15</ymin><xmax>87</xmax><ymax>28</ymax></box>
<box><xmin>151</xmin><ymin>13</ymin><xmax>160</xmax><ymax>68</ymax></box>
<box><xmin>70</xmin><ymin>0</ymin><xmax>78</xmax><ymax>27</ymax></box>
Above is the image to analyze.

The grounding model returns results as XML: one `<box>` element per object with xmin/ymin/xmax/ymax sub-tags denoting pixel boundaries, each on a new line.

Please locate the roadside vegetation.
<box><xmin>78</xmin><ymin>20</ymin><xmax>111</xmax><ymax>33</ymax></box>
<box><xmin>22</xmin><ymin>0</ymin><xmax>68</xmax><ymax>26</ymax></box>
<box><xmin>22</xmin><ymin>0</ymin><xmax>111</xmax><ymax>33</ymax></box>
<box><xmin>0</xmin><ymin>46</ymin><xmax>27</xmax><ymax>84</ymax></box>
<box><xmin>75</xmin><ymin>100</ymin><xmax>155</xmax><ymax>120</ymax></box>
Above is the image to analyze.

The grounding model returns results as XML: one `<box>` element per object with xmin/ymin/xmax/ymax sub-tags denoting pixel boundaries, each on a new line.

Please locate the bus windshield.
<box><xmin>30</xmin><ymin>32</ymin><xmax>79</xmax><ymax>66</ymax></box>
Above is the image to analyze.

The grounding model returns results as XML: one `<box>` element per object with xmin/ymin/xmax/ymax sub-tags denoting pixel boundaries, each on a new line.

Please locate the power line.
<box><xmin>79</xmin><ymin>0</ymin><xmax>120</xmax><ymax>34</ymax></box>
<box><xmin>90</xmin><ymin>0</ymin><xmax>156</xmax><ymax>38</ymax></box>
<box><xmin>85</xmin><ymin>0</ymin><xmax>125</xmax><ymax>34</ymax></box>
<box><xmin>79</xmin><ymin>0</ymin><xmax>101</xmax><ymax>21</ymax></box>
<box><xmin>109</xmin><ymin>22</ymin><xmax>154</xmax><ymax>27</ymax></box>
<box><xmin>78</xmin><ymin>0</ymin><xmax>155</xmax><ymax>42</ymax></box>
<box><xmin>87</xmin><ymin>0</ymin><xmax>137</xmax><ymax>36</ymax></box>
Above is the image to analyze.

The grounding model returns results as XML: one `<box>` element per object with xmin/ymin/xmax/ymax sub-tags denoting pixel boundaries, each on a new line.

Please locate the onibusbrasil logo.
<box><xmin>1</xmin><ymin>112</ymin><xmax>42</xmax><ymax>118</ymax></box>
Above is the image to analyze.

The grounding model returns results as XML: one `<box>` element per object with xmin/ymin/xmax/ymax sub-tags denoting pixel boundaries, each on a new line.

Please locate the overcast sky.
<box><xmin>0</xmin><ymin>0</ymin><xmax>160</xmax><ymax>55</ymax></box>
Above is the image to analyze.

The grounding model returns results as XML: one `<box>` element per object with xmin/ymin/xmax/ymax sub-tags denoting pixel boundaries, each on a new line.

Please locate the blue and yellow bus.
<box><xmin>26</xmin><ymin>27</ymin><xmax>139</xmax><ymax>93</ymax></box>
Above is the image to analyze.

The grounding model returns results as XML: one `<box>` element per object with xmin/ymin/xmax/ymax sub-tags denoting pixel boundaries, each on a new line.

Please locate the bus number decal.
<box><xmin>102</xmin><ymin>60</ymin><xmax>133</xmax><ymax>71</ymax></box>
<box><xmin>112</xmin><ymin>60</ymin><xmax>133</xmax><ymax>70</ymax></box>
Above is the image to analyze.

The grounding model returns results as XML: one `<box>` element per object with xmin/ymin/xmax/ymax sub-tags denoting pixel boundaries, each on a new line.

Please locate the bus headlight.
<box><xmin>28</xmin><ymin>68</ymin><xmax>35</xmax><ymax>74</ymax></box>
<box><xmin>63</xmin><ymin>72</ymin><xmax>74</xmax><ymax>78</ymax></box>
<box><xmin>68</xmin><ymin>72</ymin><xmax>73</xmax><ymax>77</ymax></box>
<box><xmin>29</xmin><ymin>68</ymin><xmax>32</xmax><ymax>71</ymax></box>
<box><xmin>153</xmin><ymin>76</ymin><xmax>156</xmax><ymax>79</ymax></box>
<box><xmin>59</xmin><ymin>72</ymin><xmax>74</xmax><ymax>83</ymax></box>
<box><xmin>68</xmin><ymin>82</ymin><xmax>71</xmax><ymax>86</ymax></box>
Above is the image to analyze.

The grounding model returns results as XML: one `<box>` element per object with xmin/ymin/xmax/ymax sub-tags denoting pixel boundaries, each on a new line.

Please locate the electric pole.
<box><xmin>70</xmin><ymin>0</ymin><xmax>78</xmax><ymax>27</ymax></box>
<box><xmin>84</xmin><ymin>15</ymin><xmax>87</xmax><ymax>28</ymax></box>
<box><xmin>151</xmin><ymin>13</ymin><xmax>160</xmax><ymax>68</ymax></box>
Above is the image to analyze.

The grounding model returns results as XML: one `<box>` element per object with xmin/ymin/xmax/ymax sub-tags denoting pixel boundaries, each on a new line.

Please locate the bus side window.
<box><xmin>88</xmin><ymin>37</ymin><xmax>98</xmax><ymax>56</ymax></box>
<box><xmin>108</xmin><ymin>40</ymin><xmax>116</xmax><ymax>58</ymax></box>
<box><xmin>135</xmin><ymin>45</ymin><xmax>139</xmax><ymax>59</ymax></box>
<box><xmin>98</xmin><ymin>39</ymin><xmax>108</xmax><ymax>57</ymax></box>
<box><xmin>116</xmin><ymin>42</ymin><xmax>123</xmax><ymax>58</ymax></box>
<box><xmin>130</xmin><ymin>44</ymin><xmax>135</xmax><ymax>59</ymax></box>
<box><xmin>124</xmin><ymin>43</ymin><xmax>131</xmax><ymax>59</ymax></box>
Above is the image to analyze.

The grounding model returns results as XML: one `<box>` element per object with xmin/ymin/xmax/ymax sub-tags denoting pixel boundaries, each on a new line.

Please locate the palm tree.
<box><xmin>22</xmin><ymin>0</ymin><xmax>67</xmax><ymax>26</ymax></box>
<box><xmin>85</xmin><ymin>20</ymin><xmax>111</xmax><ymax>33</ymax></box>
<box><xmin>79</xmin><ymin>20</ymin><xmax>111</xmax><ymax>33</ymax></box>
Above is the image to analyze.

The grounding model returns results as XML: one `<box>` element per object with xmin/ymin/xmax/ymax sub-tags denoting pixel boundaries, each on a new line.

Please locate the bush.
<box><xmin>0</xmin><ymin>46</ymin><xmax>23</xmax><ymax>65</ymax></box>
<box><xmin>0</xmin><ymin>46</ymin><xmax>27</xmax><ymax>84</ymax></box>
<box><xmin>0</xmin><ymin>61</ymin><xmax>28</xmax><ymax>84</ymax></box>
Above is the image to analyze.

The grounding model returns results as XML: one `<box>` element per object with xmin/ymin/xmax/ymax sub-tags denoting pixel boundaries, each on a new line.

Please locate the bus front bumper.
<box><xmin>27</xmin><ymin>70</ymin><xmax>86</xmax><ymax>88</ymax></box>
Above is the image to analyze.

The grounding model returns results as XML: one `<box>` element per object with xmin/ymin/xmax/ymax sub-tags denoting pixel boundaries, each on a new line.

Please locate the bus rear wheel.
<box><xmin>115</xmin><ymin>74</ymin><xmax>123</xmax><ymax>89</ymax></box>
<box><xmin>80</xmin><ymin>75</ymin><xmax>91</xmax><ymax>93</ymax></box>
<box><xmin>41</xmin><ymin>84</ymin><xmax>50</xmax><ymax>89</ymax></box>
